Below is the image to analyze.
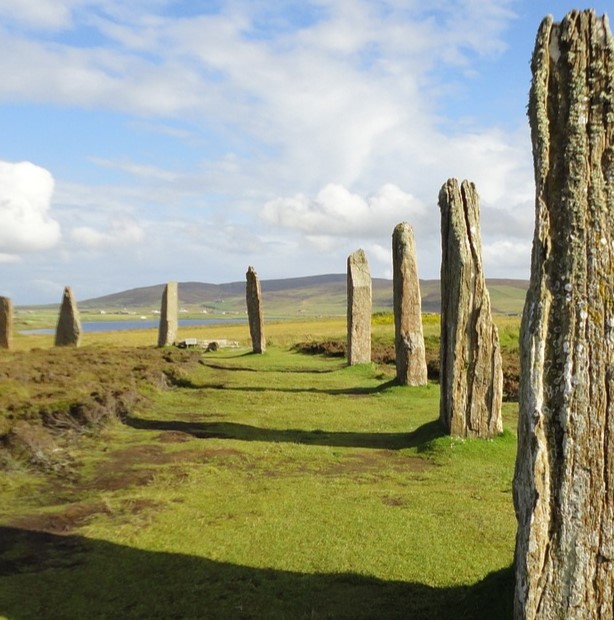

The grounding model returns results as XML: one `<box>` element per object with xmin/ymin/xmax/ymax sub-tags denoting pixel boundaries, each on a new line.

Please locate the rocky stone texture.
<box><xmin>513</xmin><ymin>11</ymin><xmax>614</xmax><ymax>619</ymax></box>
<box><xmin>0</xmin><ymin>296</ymin><xmax>12</xmax><ymax>350</ymax></box>
<box><xmin>438</xmin><ymin>179</ymin><xmax>503</xmax><ymax>438</ymax></box>
<box><xmin>347</xmin><ymin>249</ymin><xmax>372</xmax><ymax>365</ymax></box>
<box><xmin>392</xmin><ymin>223</ymin><xmax>427</xmax><ymax>385</ymax></box>
<box><xmin>54</xmin><ymin>287</ymin><xmax>81</xmax><ymax>347</ymax></box>
<box><xmin>246</xmin><ymin>266</ymin><xmax>266</xmax><ymax>354</ymax></box>
<box><xmin>157</xmin><ymin>282</ymin><xmax>178</xmax><ymax>347</ymax></box>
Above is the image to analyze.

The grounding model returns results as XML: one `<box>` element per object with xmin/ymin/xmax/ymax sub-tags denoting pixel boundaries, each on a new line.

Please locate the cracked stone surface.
<box><xmin>438</xmin><ymin>178</ymin><xmax>503</xmax><ymax>438</ymax></box>
<box><xmin>246</xmin><ymin>266</ymin><xmax>266</xmax><ymax>354</ymax></box>
<box><xmin>514</xmin><ymin>11</ymin><xmax>614</xmax><ymax>619</ymax></box>
<box><xmin>392</xmin><ymin>222</ymin><xmax>427</xmax><ymax>386</ymax></box>
<box><xmin>347</xmin><ymin>249</ymin><xmax>372</xmax><ymax>365</ymax></box>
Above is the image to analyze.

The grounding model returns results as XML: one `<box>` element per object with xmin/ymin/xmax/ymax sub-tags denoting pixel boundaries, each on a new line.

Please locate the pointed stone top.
<box><xmin>55</xmin><ymin>286</ymin><xmax>81</xmax><ymax>347</ymax></box>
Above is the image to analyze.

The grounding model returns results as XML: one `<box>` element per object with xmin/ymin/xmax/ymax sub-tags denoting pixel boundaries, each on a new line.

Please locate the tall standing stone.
<box><xmin>438</xmin><ymin>179</ymin><xmax>502</xmax><ymax>438</ymax></box>
<box><xmin>0</xmin><ymin>297</ymin><xmax>12</xmax><ymax>350</ymax></box>
<box><xmin>347</xmin><ymin>249</ymin><xmax>371</xmax><ymax>365</ymax></box>
<box><xmin>246</xmin><ymin>266</ymin><xmax>266</xmax><ymax>354</ymax></box>
<box><xmin>54</xmin><ymin>287</ymin><xmax>81</xmax><ymax>347</ymax></box>
<box><xmin>157</xmin><ymin>282</ymin><xmax>178</xmax><ymax>347</ymax></box>
<box><xmin>514</xmin><ymin>11</ymin><xmax>614</xmax><ymax>619</ymax></box>
<box><xmin>392</xmin><ymin>223</ymin><xmax>427</xmax><ymax>386</ymax></box>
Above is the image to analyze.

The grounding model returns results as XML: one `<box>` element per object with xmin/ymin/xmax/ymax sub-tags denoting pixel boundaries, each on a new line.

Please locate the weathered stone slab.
<box><xmin>392</xmin><ymin>222</ymin><xmax>427</xmax><ymax>386</ymax></box>
<box><xmin>347</xmin><ymin>249</ymin><xmax>371</xmax><ymax>365</ymax></box>
<box><xmin>438</xmin><ymin>178</ymin><xmax>502</xmax><ymax>438</ymax></box>
<box><xmin>246</xmin><ymin>266</ymin><xmax>266</xmax><ymax>354</ymax></box>
<box><xmin>514</xmin><ymin>11</ymin><xmax>614</xmax><ymax>619</ymax></box>
<box><xmin>0</xmin><ymin>296</ymin><xmax>12</xmax><ymax>350</ymax></box>
<box><xmin>54</xmin><ymin>287</ymin><xmax>81</xmax><ymax>347</ymax></box>
<box><xmin>157</xmin><ymin>282</ymin><xmax>178</xmax><ymax>347</ymax></box>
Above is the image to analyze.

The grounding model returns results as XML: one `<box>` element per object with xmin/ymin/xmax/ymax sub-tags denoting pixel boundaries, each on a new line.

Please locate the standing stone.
<box><xmin>392</xmin><ymin>223</ymin><xmax>427</xmax><ymax>386</ymax></box>
<box><xmin>246</xmin><ymin>266</ymin><xmax>266</xmax><ymax>354</ymax></box>
<box><xmin>438</xmin><ymin>179</ymin><xmax>502</xmax><ymax>438</ymax></box>
<box><xmin>514</xmin><ymin>11</ymin><xmax>614</xmax><ymax>619</ymax></box>
<box><xmin>157</xmin><ymin>282</ymin><xmax>178</xmax><ymax>347</ymax></box>
<box><xmin>54</xmin><ymin>287</ymin><xmax>81</xmax><ymax>347</ymax></box>
<box><xmin>347</xmin><ymin>249</ymin><xmax>371</xmax><ymax>365</ymax></box>
<box><xmin>0</xmin><ymin>297</ymin><xmax>12</xmax><ymax>350</ymax></box>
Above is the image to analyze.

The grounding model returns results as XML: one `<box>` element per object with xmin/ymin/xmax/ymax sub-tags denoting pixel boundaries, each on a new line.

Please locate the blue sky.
<box><xmin>0</xmin><ymin>0</ymin><xmax>612</xmax><ymax>304</ymax></box>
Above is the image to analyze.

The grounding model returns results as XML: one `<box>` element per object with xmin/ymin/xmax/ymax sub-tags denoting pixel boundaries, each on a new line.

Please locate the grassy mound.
<box><xmin>0</xmin><ymin>347</ymin><xmax>201</xmax><ymax>474</ymax></box>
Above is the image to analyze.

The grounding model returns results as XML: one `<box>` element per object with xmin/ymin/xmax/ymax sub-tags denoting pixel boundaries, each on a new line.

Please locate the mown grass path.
<box><xmin>1</xmin><ymin>346</ymin><xmax>517</xmax><ymax>619</ymax></box>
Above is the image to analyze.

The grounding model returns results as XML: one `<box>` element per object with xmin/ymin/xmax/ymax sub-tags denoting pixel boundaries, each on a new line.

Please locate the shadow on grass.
<box><xmin>124</xmin><ymin>417</ymin><xmax>445</xmax><ymax>451</ymax></box>
<box><xmin>0</xmin><ymin>526</ymin><xmax>513</xmax><ymax>619</ymax></box>
<box><xmin>199</xmin><ymin>360</ymin><xmax>342</xmax><ymax>374</ymax></box>
<box><xmin>190</xmin><ymin>379</ymin><xmax>399</xmax><ymax>396</ymax></box>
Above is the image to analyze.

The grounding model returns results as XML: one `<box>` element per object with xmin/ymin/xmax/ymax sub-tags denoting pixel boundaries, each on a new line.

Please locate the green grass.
<box><xmin>0</xmin><ymin>336</ymin><xmax>518</xmax><ymax>619</ymax></box>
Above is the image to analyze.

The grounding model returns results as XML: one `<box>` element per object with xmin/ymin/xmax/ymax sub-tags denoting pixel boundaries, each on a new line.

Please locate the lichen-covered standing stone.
<box><xmin>347</xmin><ymin>249</ymin><xmax>371</xmax><ymax>365</ymax></box>
<box><xmin>392</xmin><ymin>222</ymin><xmax>427</xmax><ymax>385</ymax></box>
<box><xmin>438</xmin><ymin>179</ymin><xmax>502</xmax><ymax>438</ymax></box>
<box><xmin>0</xmin><ymin>296</ymin><xmax>12</xmax><ymax>350</ymax></box>
<box><xmin>157</xmin><ymin>282</ymin><xmax>178</xmax><ymax>347</ymax></box>
<box><xmin>514</xmin><ymin>11</ymin><xmax>614</xmax><ymax>619</ymax></box>
<box><xmin>246</xmin><ymin>266</ymin><xmax>266</xmax><ymax>354</ymax></box>
<box><xmin>54</xmin><ymin>287</ymin><xmax>81</xmax><ymax>347</ymax></box>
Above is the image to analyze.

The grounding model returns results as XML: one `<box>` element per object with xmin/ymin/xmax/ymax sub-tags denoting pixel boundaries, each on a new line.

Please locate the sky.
<box><xmin>0</xmin><ymin>1</ymin><xmax>612</xmax><ymax>305</ymax></box>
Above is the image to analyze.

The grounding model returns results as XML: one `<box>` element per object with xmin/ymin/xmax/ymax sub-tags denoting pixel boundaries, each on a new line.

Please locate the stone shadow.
<box><xmin>0</xmin><ymin>526</ymin><xmax>513</xmax><ymax>619</ymax></box>
<box><xmin>123</xmin><ymin>417</ymin><xmax>445</xmax><ymax>451</ymax></box>
<box><xmin>200</xmin><ymin>360</ymin><xmax>341</xmax><ymax>374</ymax></box>
<box><xmin>191</xmin><ymin>379</ymin><xmax>399</xmax><ymax>396</ymax></box>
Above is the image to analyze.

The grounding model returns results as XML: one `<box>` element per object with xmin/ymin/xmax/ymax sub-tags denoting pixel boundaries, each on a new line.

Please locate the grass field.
<box><xmin>0</xmin><ymin>318</ymin><xmax>519</xmax><ymax>619</ymax></box>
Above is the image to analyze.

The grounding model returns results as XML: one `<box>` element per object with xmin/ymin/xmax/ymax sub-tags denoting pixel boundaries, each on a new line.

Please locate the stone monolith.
<box><xmin>513</xmin><ymin>11</ymin><xmax>614</xmax><ymax>619</ymax></box>
<box><xmin>392</xmin><ymin>223</ymin><xmax>427</xmax><ymax>386</ymax></box>
<box><xmin>246</xmin><ymin>266</ymin><xmax>265</xmax><ymax>353</ymax></box>
<box><xmin>157</xmin><ymin>282</ymin><xmax>178</xmax><ymax>347</ymax></box>
<box><xmin>54</xmin><ymin>287</ymin><xmax>81</xmax><ymax>347</ymax></box>
<box><xmin>438</xmin><ymin>179</ymin><xmax>502</xmax><ymax>438</ymax></box>
<box><xmin>0</xmin><ymin>296</ymin><xmax>12</xmax><ymax>350</ymax></box>
<box><xmin>347</xmin><ymin>249</ymin><xmax>371</xmax><ymax>365</ymax></box>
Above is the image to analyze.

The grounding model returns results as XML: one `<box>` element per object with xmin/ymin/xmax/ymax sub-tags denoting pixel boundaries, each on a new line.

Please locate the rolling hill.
<box><xmin>78</xmin><ymin>274</ymin><xmax>529</xmax><ymax>317</ymax></box>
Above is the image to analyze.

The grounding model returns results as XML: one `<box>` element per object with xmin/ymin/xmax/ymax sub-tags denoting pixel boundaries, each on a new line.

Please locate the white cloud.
<box><xmin>0</xmin><ymin>253</ymin><xmax>21</xmax><ymax>264</ymax></box>
<box><xmin>363</xmin><ymin>242</ymin><xmax>392</xmax><ymax>267</ymax></box>
<box><xmin>0</xmin><ymin>161</ymin><xmax>61</xmax><ymax>256</ymax></box>
<box><xmin>90</xmin><ymin>157</ymin><xmax>182</xmax><ymax>182</ymax></box>
<box><xmin>0</xmin><ymin>0</ymin><xmax>74</xmax><ymax>30</ymax></box>
<box><xmin>482</xmin><ymin>239</ymin><xmax>532</xmax><ymax>279</ymax></box>
<box><xmin>71</xmin><ymin>216</ymin><xmax>144</xmax><ymax>249</ymax></box>
<box><xmin>0</xmin><ymin>0</ymin><xmax>521</xmax><ymax>189</ymax></box>
<box><xmin>0</xmin><ymin>0</ymin><xmax>538</xmax><ymax>303</ymax></box>
<box><xmin>262</xmin><ymin>183</ymin><xmax>425</xmax><ymax>237</ymax></box>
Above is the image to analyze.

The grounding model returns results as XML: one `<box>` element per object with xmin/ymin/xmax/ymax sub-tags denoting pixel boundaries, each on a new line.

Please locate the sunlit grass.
<box><xmin>0</xmin><ymin>323</ymin><xmax>519</xmax><ymax>618</ymax></box>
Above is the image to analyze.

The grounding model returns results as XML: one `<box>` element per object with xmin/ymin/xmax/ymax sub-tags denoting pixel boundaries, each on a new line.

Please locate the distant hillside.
<box><xmin>79</xmin><ymin>274</ymin><xmax>529</xmax><ymax>316</ymax></box>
